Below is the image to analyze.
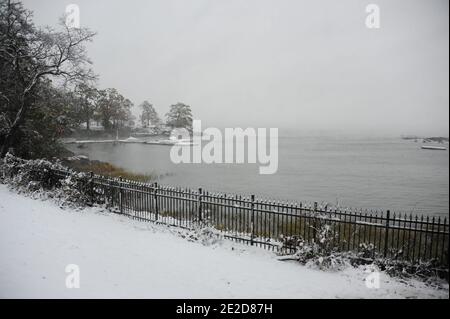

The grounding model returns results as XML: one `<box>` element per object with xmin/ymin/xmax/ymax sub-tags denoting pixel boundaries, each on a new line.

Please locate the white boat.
<box><xmin>145</xmin><ymin>140</ymin><xmax>176</xmax><ymax>146</ymax></box>
<box><xmin>421</xmin><ymin>145</ymin><xmax>447</xmax><ymax>151</ymax></box>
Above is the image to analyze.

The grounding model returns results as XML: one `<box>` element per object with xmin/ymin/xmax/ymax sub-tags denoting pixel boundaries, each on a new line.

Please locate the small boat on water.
<box><xmin>145</xmin><ymin>140</ymin><xmax>176</xmax><ymax>146</ymax></box>
<box><xmin>421</xmin><ymin>145</ymin><xmax>447</xmax><ymax>151</ymax></box>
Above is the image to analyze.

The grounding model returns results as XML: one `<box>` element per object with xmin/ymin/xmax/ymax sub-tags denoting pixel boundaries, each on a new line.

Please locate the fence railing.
<box><xmin>49</xmin><ymin>168</ymin><xmax>449</xmax><ymax>269</ymax></box>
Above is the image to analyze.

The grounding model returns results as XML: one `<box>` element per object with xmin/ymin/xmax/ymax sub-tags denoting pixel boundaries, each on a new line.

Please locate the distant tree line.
<box><xmin>0</xmin><ymin>0</ymin><xmax>193</xmax><ymax>159</ymax></box>
<box><xmin>73</xmin><ymin>84</ymin><xmax>134</xmax><ymax>131</ymax></box>
<box><xmin>139</xmin><ymin>101</ymin><xmax>193</xmax><ymax>132</ymax></box>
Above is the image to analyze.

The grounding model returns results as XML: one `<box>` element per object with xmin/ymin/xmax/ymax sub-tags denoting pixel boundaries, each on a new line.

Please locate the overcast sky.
<box><xmin>23</xmin><ymin>0</ymin><xmax>449</xmax><ymax>136</ymax></box>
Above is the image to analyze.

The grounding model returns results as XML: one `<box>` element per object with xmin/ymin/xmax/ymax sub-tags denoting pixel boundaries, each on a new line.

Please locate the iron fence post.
<box><xmin>198</xmin><ymin>188</ymin><xmax>203</xmax><ymax>222</ymax></box>
<box><xmin>154</xmin><ymin>182</ymin><xmax>159</xmax><ymax>220</ymax></box>
<box><xmin>250</xmin><ymin>195</ymin><xmax>255</xmax><ymax>246</ymax></box>
<box><xmin>89</xmin><ymin>171</ymin><xmax>94</xmax><ymax>206</ymax></box>
<box><xmin>384</xmin><ymin>210</ymin><xmax>390</xmax><ymax>258</ymax></box>
<box><xmin>312</xmin><ymin>201</ymin><xmax>318</xmax><ymax>242</ymax></box>
<box><xmin>119</xmin><ymin>176</ymin><xmax>123</xmax><ymax>214</ymax></box>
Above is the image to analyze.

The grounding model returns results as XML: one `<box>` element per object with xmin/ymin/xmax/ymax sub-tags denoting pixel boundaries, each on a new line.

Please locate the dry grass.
<box><xmin>65</xmin><ymin>160</ymin><xmax>155</xmax><ymax>182</ymax></box>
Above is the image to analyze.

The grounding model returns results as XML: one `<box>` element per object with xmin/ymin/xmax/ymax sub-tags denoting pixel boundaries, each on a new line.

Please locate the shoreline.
<box><xmin>62</xmin><ymin>137</ymin><xmax>179</xmax><ymax>146</ymax></box>
<box><xmin>60</xmin><ymin>155</ymin><xmax>156</xmax><ymax>182</ymax></box>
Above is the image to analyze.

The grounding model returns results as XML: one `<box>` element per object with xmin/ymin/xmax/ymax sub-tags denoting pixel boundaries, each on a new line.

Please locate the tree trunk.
<box><xmin>1</xmin><ymin>127</ymin><xmax>17</xmax><ymax>158</ymax></box>
<box><xmin>0</xmin><ymin>96</ymin><xmax>27</xmax><ymax>158</ymax></box>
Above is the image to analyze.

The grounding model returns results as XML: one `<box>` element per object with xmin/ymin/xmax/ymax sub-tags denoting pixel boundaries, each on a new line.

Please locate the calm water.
<box><xmin>67</xmin><ymin>134</ymin><xmax>449</xmax><ymax>217</ymax></box>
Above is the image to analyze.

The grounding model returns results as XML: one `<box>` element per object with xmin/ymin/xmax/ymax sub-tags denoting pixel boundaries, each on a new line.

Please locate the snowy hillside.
<box><xmin>0</xmin><ymin>185</ymin><xmax>447</xmax><ymax>299</ymax></box>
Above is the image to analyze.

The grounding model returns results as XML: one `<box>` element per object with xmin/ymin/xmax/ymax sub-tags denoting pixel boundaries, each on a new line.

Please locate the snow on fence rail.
<box><xmin>7</xmin><ymin>164</ymin><xmax>445</xmax><ymax>269</ymax></box>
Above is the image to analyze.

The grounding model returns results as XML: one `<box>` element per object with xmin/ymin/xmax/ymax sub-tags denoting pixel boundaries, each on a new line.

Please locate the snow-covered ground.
<box><xmin>0</xmin><ymin>184</ymin><xmax>447</xmax><ymax>299</ymax></box>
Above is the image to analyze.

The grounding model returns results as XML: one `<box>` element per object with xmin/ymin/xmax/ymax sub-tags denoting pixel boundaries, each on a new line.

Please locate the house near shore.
<box><xmin>79</xmin><ymin>121</ymin><xmax>105</xmax><ymax>131</ymax></box>
<box><xmin>79</xmin><ymin>118</ymin><xmax>137</xmax><ymax>131</ymax></box>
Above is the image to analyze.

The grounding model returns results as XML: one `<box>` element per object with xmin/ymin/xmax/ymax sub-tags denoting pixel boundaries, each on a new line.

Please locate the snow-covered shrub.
<box><xmin>177</xmin><ymin>219</ymin><xmax>223</xmax><ymax>246</ymax></box>
<box><xmin>280</xmin><ymin>219</ymin><xmax>449</xmax><ymax>281</ymax></box>
<box><xmin>357</xmin><ymin>243</ymin><xmax>376</xmax><ymax>259</ymax></box>
<box><xmin>281</xmin><ymin>218</ymin><xmax>400</xmax><ymax>272</ymax></box>
<box><xmin>281</xmin><ymin>237</ymin><xmax>349</xmax><ymax>271</ymax></box>
<box><xmin>280</xmin><ymin>215</ymin><xmax>348</xmax><ymax>271</ymax></box>
<box><xmin>0</xmin><ymin>153</ymin><xmax>91</xmax><ymax>207</ymax></box>
<box><xmin>51</xmin><ymin>173</ymin><xmax>91</xmax><ymax>207</ymax></box>
<box><xmin>372</xmin><ymin>258</ymin><xmax>448</xmax><ymax>283</ymax></box>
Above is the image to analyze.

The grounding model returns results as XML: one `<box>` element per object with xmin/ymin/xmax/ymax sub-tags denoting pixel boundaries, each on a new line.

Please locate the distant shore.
<box><xmin>401</xmin><ymin>136</ymin><xmax>449</xmax><ymax>143</ymax></box>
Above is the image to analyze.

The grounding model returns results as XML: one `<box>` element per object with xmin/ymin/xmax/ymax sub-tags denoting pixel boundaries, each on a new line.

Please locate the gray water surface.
<box><xmin>66</xmin><ymin>135</ymin><xmax>449</xmax><ymax>217</ymax></box>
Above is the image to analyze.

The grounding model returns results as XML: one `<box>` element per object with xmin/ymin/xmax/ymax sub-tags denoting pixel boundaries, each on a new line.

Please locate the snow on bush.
<box><xmin>0</xmin><ymin>153</ymin><xmax>90</xmax><ymax>208</ymax></box>
<box><xmin>175</xmin><ymin>219</ymin><xmax>224</xmax><ymax>246</ymax></box>
<box><xmin>279</xmin><ymin>217</ymin><xmax>349</xmax><ymax>271</ymax></box>
<box><xmin>279</xmin><ymin>215</ymin><xmax>448</xmax><ymax>283</ymax></box>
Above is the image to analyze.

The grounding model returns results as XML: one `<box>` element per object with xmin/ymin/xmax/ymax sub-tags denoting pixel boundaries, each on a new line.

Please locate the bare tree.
<box><xmin>0</xmin><ymin>0</ymin><xmax>96</xmax><ymax>157</ymax></box>
<box><xmin>139</xmin><ymin>100</ymin><xmax>160</xmax><ymax>128</ymax></box>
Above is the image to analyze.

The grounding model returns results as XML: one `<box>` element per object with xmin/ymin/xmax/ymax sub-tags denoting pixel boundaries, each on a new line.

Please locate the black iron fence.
<box><xmin>49</xmin><ymin>168</ymin><xmax>449</xmax><ymax>268</ymax></box>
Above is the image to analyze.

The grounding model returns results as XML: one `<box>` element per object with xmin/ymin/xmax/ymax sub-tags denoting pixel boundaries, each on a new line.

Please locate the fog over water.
<box><xmin>24</xmin><ymin>0</ymin><xmax>449</xmax><ymax>136</ymax></box>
